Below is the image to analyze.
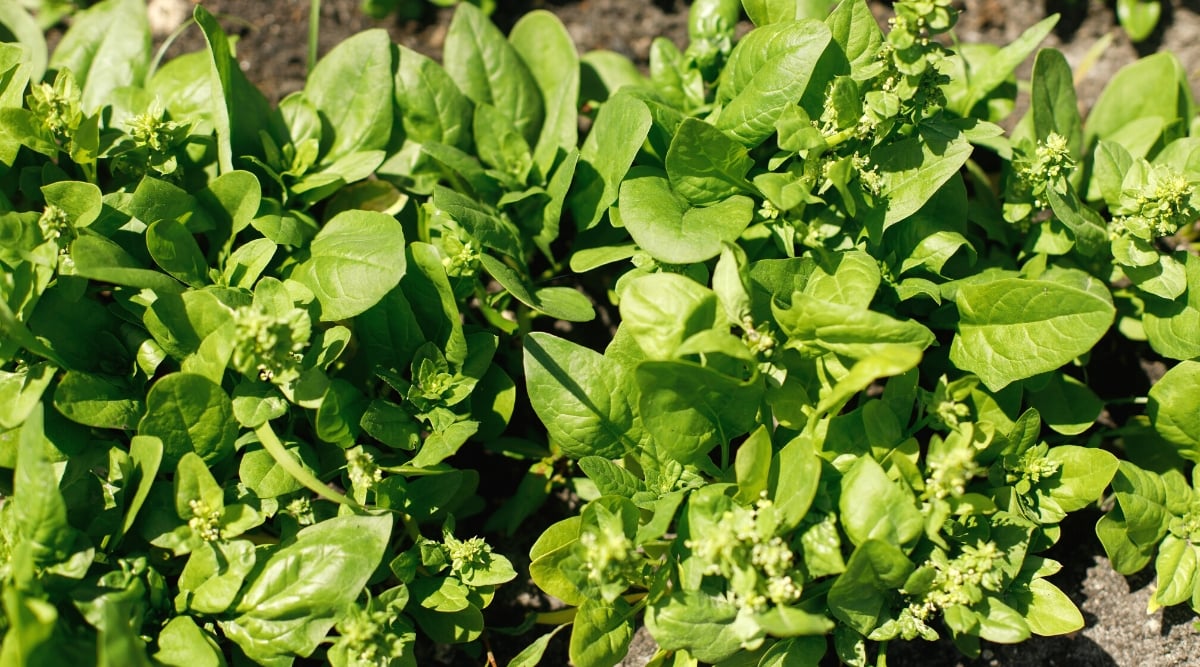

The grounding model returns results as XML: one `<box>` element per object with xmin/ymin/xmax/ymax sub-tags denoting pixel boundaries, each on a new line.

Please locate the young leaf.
<box><xmin>618</xmin><ymin>173</ymin><xmax>754</xmax><ymax>265</ymax></box>
<box><xmin>48</xmin><ymin>0</ymin><xmax>149</xmax><ymax>113</ymax></box>
<box><xmin>444</xmin><ymin>3</ymin><xmax>544</xmax><ymax>147</ymax></box>
<box><xmin>1147</xmin><ymin>360</ymin><xmax>1200</xmax><ymax>463</ymax></box>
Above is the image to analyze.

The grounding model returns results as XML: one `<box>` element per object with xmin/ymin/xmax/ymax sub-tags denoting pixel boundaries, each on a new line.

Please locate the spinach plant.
<box><xmin>516</xmin><ymin>0</ymin><xmax>1168</xmax><ymax>664</ymax></box>
<box><xmin>0</xmin><ymin>0</ymin><xmax>595</xmax><ymax>663</ymax></box>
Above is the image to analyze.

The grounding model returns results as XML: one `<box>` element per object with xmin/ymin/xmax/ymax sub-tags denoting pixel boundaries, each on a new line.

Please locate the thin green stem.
<box><xmin>307</xmin><ymin>0</ymin><xmax>321</xmax><ymax>75</ymax></box>
<box><xmin>255</xmin><ymin>421</ymin><xmax>359</xmax><ymax>509</ymax></box>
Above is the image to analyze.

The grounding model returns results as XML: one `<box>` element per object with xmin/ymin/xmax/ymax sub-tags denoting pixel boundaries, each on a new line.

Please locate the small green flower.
<box><xmin>230</xmin><ymin>304</ymin><xmax>311</xmax><ymax>384</ymax></box>
<box><xmin>346</xmin><ymin>447</ymin><xmax>384</xmax><ymax>492</ymax></box>
<box><xmin>187</xmin><ymin>499</ymin><xmax>222</xmax><ymax>542</ymax></box>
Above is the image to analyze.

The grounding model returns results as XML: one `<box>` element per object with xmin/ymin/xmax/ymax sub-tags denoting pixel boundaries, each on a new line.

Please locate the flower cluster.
<box><xmin>444</xmin><ymin>533</ymin><xmax>494</xmax><ymax>575</ymax></box>
<box><xmin>1114</xmin><ymin>164</ymin><xmax>1199</xmax><ymax>240</ymax></box>
<box><xmin>187</xmin><ymin>499</ymin><xmax>222</xmax><ymax>543</ymax></box>
<box><xmin>685</xmin><ymin>494</ymin><xmax>803</xmax><ymax>612</ymax></box>
<box><xmin>346</xmin><ymin>447</ymin><xmax>384</xmax><ymax>493</ymax></box>
<box><xmin>1003</xmin><ymin>443</ymin><xmax>1062</xmax><ymax>495</ymax></box>
<box><xmin>28</xmin><ymin>70</ymin><xmax>84</xmax><ymax>143</ymax></box>
<box><xmin>331</xmin><ymin>596</ymin><xmax>413</xmax><ymax>667</ymax></box>
<box><xmin>1004</xmin><ymin>133</ymin><xmax>1075</xmax><ymax>229</ymax></box>
<box><xmin>230</xmin><ymin>303</ymin><xmax>311</xmax><ymax>384</ymax></box>
<box><xmin>877</xmin><ymin>541</ymin><xmax>1004</xmax><ymax>641</ymax></box>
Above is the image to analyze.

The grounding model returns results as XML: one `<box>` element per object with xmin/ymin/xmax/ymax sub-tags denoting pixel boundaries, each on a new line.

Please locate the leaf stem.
<box><xmin>254</xmin><ymin>421</ymin><xmax>359</xmax><ymax>509</ymax></box>
<box><xmin>307</xmin><ymin>0</ymin><xmax>321</xmax><ymax>75</ymax></box>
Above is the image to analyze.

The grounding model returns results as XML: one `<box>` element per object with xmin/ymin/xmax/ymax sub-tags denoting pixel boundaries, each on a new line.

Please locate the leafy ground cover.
<box><xmin>1</xmin><ymin>0</ymin><xmax>1200</xmax><ymax>666</ymax></box>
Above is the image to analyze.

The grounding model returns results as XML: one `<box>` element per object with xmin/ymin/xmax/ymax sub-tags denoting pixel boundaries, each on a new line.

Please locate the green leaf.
<box><xmin>393</xmin><ymin>45</ymin><xmax>473</xmax><ymax>152</ymax></box>
<box><xmin>825</xmin><ymin>0</ymin><xmax>883</xmax><ymax>73</ymax></box>
<box><xmin>578</xmin><ymin>457</ymin><xmax>642</xmax><ymax>497</ymax></box>
<box><xmin>510</xmin><ymin>11</ymin><xmax>579</xmax><ymax>176</ymax></box>
<box><xmin>1144</xmin><ymin>253</ymin><xmax>1200</xmax><ymax>360</ymax></box>
<box><xmin>735</xmin><ymin>426</ymin><xmax>773</xmax><ymax>503</ymax></box>
<box><xmin>666</xmin><ymin>118</ymin><xmax>754</xmax><ymax>206</ymax></box>
<box><xmin>528</xmin><ymin>516</ymin><xmax>586</xmax><ymax>606</ymax></box>
<box><xmin>1025</xmin><ymin>373</ymin><xmax>1103</xmax><ymax>436</ymax></box>
<box><xmin>524</xmin><ymin>333</ymin><xmax>641</xmax><ymax>459</ymax></box>
<box><xmin>874</xmin><ymin>126</ymin><xmax>973</xmax><ymax>227</ymax></box>
<box><xmin>137</xmin><ymin>372</ymin><xmax>237</xmax><ymax>466</ymax></box>
<box><xmin>305</xmin><ymin>30</ymin><xmax>393</xmax><ymax>164</ymax></box>
<box><xmin>509</xmin><ymin>625</ymin><xmax>569</xmax><ymax>667</ymax></box>
<box><xmin>0</xmin><ymin>362</ymin><xmax>55</xmax><ymax>430</ymax></box>
<box><xmin>619</xmin><ymin>174</ymin><xmax>754</xmax><ymax>265</ymax></box>
<box><xmin>193</xmin><ymin>5</ymin><xmax>271</xmax><ymax>174</ymax></box>
<box><xmin>444</xmin><ymin>3</ymin><xmax>543</xmax><ymax>147</ymax></box>
<box><xmin>569</xmin><ymin>598</ymin><xmax>635</xmax><ymax>667</ymax></box>
<box><xmin>1011</xmin><ymin>577</ymin><xmax>1084</xmax><ymax>636</ymax></box>
<box><xmin>480</xmin><ymin>254</ymin><xmax>594</xmax><ymax>322</ymax></box>
<box><xmin>1147</xmin><ymin>360</ymin><xmax>1200</xmax><ymax>463</ymax></box>
<box><xmin>48</xmin><ymin>0</ymin><xmax>149</xmax><ymax>113</ymax></box>
<box><xmin>1030</xmin><ymin>48</ymin><xmax>1081</xmax><ymax>152</ymax></box>
<box><xmin>224</xmin><ymin>514</ymin><xmax>392</xmax><ymax>662</ymax></box>
<box><xmin>645</xmin><ymin>589</ymin><xmax>760</xmax><ymax>664</ymax></box>
<box><xmin>839</xmin><ymin>456</ymin><xmax>923</xmax><ymax>548</ymax></box>
<box><xmin>292</xmin><ymin>210</ymin><xmax>406</xmax><ymax>322</ymax></box>
<box><xmin>619</xmin><ymin>271</ymin><xmax>719</xmax><ymax>360</ymax></box>
<box><xmin>570</xmin><ymin>92</ymin><xmax>653</xmax><ymax>230</ymax></box>
<box><xmin>715</xmin><ymin>20</ymin><xmax>835</xmax><ymax>147</ymax></box>
<box><xmin>154</xmin><ymin>616</ymin><xmax>227</xmax><ymax>667</ymax></box>
<box><xmin>637</xmin><ymin>360</ymin><xmax>763</xmax><ymax>464</ymax></box>
<box><xmin>827</xmin><ymin>539</ymin><xmax>914</xmax><ymax>636</ymax></box>
<box><xmin>147</xmin><ymin>218</ymin><xmax>208</xmax><ymax>288</ymax></box>
<box><xmin>1153</xmin><ymin>535</ymin><xmax>1198</xmax><ymax>607</ymax></box>
<box><xmin>956</xmin><ymin>15</ymin><xmax>1058</xmax><ymax>115</ymax></box>
<box><xmin>71</xmin><ymin>234</ymin><xmax>183</xmax><ymax>293</ymax></box>
<box><xmin>950</xmin><ymin>272</ymin><xmax>1115</xmax><ymax>391</ymax></box>
<box><xmin>774</xmin><ymin>292</ymin><xmax>934</xmax><ymax>359</ymax></box>
<box><xmin>1085</xmin><ymin>51</ymin><xmax>1191</xmax><ymax>149</ymax></box>
<box><xmin>1042</xmin><ymin>445</ymin><xmax>1119</xmax><ymax>514</ymax></box>
<box><xmin>52</xmin><ymin>370</ymin><xmax>144</xmax><ymax>430</ymax></box>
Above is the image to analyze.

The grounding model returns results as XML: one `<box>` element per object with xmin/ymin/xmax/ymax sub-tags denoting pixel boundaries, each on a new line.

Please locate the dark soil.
<box><xmin>136</xmin><ymin>0</ymin><xmax>1200</xmax><ymax>664</ymax></box>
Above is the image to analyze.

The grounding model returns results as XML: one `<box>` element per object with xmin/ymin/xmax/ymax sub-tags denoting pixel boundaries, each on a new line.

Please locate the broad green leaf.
<box><xmin>1085</xmin><ymin>51</ymin><xmax>1192</xmax><ymax>149</ymax></box>
<box><xmin>52</xmin><ymin>370</ymin><xmax>144</xmax><ymax>430</ymax></box>
<box><xmin>1025</xmin><ymin>373</ymin><xmax>1103</xmax><ymax>436</ymax></box>
<box><xmin>444</xmin><ymin>3</ymin><xmax>543</xmax><ymax>147</ymax></box>
<box><xmin>619</xmin><ymin>272</ymin><xmax>719</xmax><ymax>360</ymax></box>
<box><xmin>508</xmin><ymin>625</ymin><xmax>568</xmax><ymax>667</ymax></box>
<box><xmin>827</xmin><ymin>539</ymin><xmax>914</xmax><ymax>635</ymax></box>
<box><xmin>147</xmin><ymin>218</ymin><xmax>208</xmax><ymax>288</ymax></box>
<box><xmin>825</xmin><ymin>0</ymin><xmax>883</xmax><ymax>73</ymax></box>
<box><xmin>14</xmin><ymin>405</ymin><xmax>78</xmax><ymax>566</ymax></box>
<box><xmin>528</xmin><ymin>516</ymin><xmax>586</xmax><ymax>606</ymax></box>
<box><xmin>874</xmin><ymin>125</ymin><xmax>973</xmax><ymax>227</ymax></box>
<box><xmin>735</xmin><ymin>426</ymin><xmax>773</xmax><ymax>503</ymax></box>
<box><xmin>619</xmin><ymin>174</ymin><xmax>754</xmax><ymax>265</ymax></box>
<box><xmin>1044</xmin><ymin>182</ymin><xmax>1107</xmax><ymax>257</ymax></box>
<box><xmin>1030</xmin><ymin>48</ymin><xmax>1082</xmax><ymax>153</ymax></box>
<box><xmin>1147</xmin><ymin>361</ymin><xmax>1200</xmax><ymax>463</ymax></box>
<box><xmin>1042</xmin><ymin>445</ymin><xmax>1119</xmax><ymax>514</ymax></box>
<box><xmin>570</xmin><ymin>92</ymin><xmax>653</xmax><ymax>230</ymax></box>
<box><xmin>645</xmin><ymin>590</ymin><xmax>761</xmax><ymax>664</ymax></box>
<box><xmin>0</xmin><ymin>362</ymin><xmax>55</xmax><ymax>430</ymax></box>
<box><xmin>950</xmin><ymin>273</ymin><xmax>1115</xmax><ymax>391</ymax></box>
<box><xmin>802</xmin><ymin>249</ymin><xmax>881</xmax><ymax>309</ymax></box>
<box><xmin>71</xmin><ymin>234</ymin><xmax>184</xmax><ymax>293</ymax></box>
<box><xmin>1144</xmin><ymin>253</ymin><xmax>1200</xmax><ymax>360</ymax></box>
<box><xmin>715</xmin><ymin>20</ymin><xmax>835</xmax><ymax>147</ymax></box>
<box><xmin>225</xmin><ymin>514</ymin><xmax>392</xmax><ymax>662</ymax></box>
<box><xmin>1012</xmin><ymin>578</ymin><xmax>1084</xmax><ymax>636</ymax></box>
<box><xmin>239</xmin><ymin>440</ymin><xmax>317</xmax><ymax>498</ymax></box>
<box><xmin>153</xmin><ymin>616</ymin><xmax>227</xmax><ymax>667</ymax></box>
<box><xmin>956</xmin><ymin>15</ymin><xmax>1058</xmax><ymax>115</ymax></box>
<box><xmin>0</xmin><ymin>6</ymin><xmax>45</xmax><ymax>87</ymax></box>
<box><xmin>42</xmin><ymin>180</ymin><xmax>102</xmax><ymax>229</ymax></box>
<box><xmin>569</xmin><ymin>598</ymin><xmax>635</xmax><ymax>667</ymax></box>
<box><xmin>524</xmin><ymin>333</ymin><xmax>640</xmax><ymax>459</ymax></box>
<box><xmin>774</xmin><ymin>292</ymin><xmax>934</xmax><ymax>359</ymax></box>
<box><xmin>394</xmin><ymin>45</ymin><xmax>473</xmax><ymax>152</ymax></box>
<box><xmin>578</xmin><ymin>457</ymin><xmax>642</xmax><ymax>497</ymax></box>
<box><xmin>839</xmin><ymin>456</ymin><xmax>923</xmax><ymax>548</ymax></box>
<box><xmin>975</xmin><ymin>597</ymin><xmax>1031</xmax><ymax>644</ymax></box>
<box><xmin>666</xmin><ymin>118</ymin><xmax>754</xmax><ymax>206</ymax></box>
<box><xmin>637</xmin><ymin>360</ymin><xmax>763</xmax><ymax>464</ymax></box>
<box><xmin>1154</xmin><ymin>535</ymin><xmax>1198</xmax><ymax>608</ymax></box>
<box><xmin>305</xmin><ymin>30</ymin><xmax>393</xmax><ymax>164</ymax></box>
<box><xmin>137</xmin><ymin>372</ymin><xmax>237</xmax><ymax>465</ymax></box>
<box><xmin>510</xmin><ymin>11</ymin><xmax>579</xmax><ymax>176</ymax></box>
<box><xmin>179</xmin><ymin>539</ymin><xmax>258</xmax><ymax>615</ymax></box>
<box><xmin>292</xmin><ymin>210</ymin><xmax>406</xmax><ymax>322</ymax></box>
<box><xmin>48</xmin><ymin>0</ymin><xmax>149</xmax><ymax>113</ymax></box>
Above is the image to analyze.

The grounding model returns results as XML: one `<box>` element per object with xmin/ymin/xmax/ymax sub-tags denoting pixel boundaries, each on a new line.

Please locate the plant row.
<box><xmin>0</xmin><ymin>0</ymin><xmax>1198</xmax><ymax>665</ymax></box>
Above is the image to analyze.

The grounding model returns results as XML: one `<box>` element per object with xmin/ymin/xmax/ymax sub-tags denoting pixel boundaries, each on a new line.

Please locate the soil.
<box><xmin>132</xmin><ymin>0</ymin><xmax>1200</xmax><ymax>664</ymax></box>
